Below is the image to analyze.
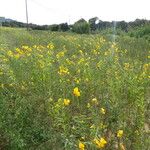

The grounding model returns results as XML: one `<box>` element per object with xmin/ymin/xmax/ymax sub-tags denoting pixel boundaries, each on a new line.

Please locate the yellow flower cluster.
<box><xmin>124</xmin><ymin>63</ymin><xmax>130</xmax><ymax>70</ymax></box>
<box><xmin>73</xmin><ymin>87</ymin><xmax>80</xmax><ymax>97</ymax></box>
<box><xmin>56</xmin><ymin>51</ymin><xmax>65</xmax><ymax>59</ymax></box>
<box><xmin>58</xmin><ymin>66</ymin><xmax>69</xmax><ymax>75</ymax></box>
<box><xmin>117</xmin><ymin>130</ymin><xmax>123</xmax><ymax>138</ymax></box>
<box><xmin>93</xmin><ymin>137</ymin><xmax>107</xmax><ymax>148</ymax></box>
<box><xmin>100</xmin><ymin>108</ymin><xmax>106</xmax><ymax>114</ymax></box>
<box><xmin>79</xmin><ymin>141</ymin><xmax>85</xmax><ymax>150</ymax></box>
<box><xmin>91</xmin><ymin>98</ymin><xmax>98</xmax><ymax>105</ymax></box>
<box><xmin>47</xmin><ymin>43</ymin><xmax>54</xmax><ymax>49</ymax></box>
<box><xmin>63</xmin><ymin>99</ymin><xmax>70</xmax><ymax>106</ymax></box>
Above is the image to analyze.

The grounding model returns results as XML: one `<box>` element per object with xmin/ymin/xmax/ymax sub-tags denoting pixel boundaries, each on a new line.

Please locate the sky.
<box><xmin>0</xmin><ymin>0</ymin><xmax>150</xmax><ymax>25</ymax></box>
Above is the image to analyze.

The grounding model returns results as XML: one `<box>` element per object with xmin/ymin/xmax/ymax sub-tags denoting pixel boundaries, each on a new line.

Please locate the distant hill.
<box><xmin>0</xmin><ymin>17</ymin><xmax>15</xmax><ymax>23</ymax></box>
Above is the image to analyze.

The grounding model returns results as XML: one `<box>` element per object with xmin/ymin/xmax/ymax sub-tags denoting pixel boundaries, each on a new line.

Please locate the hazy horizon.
<box><xmin>0</xmin><ymin>0</ymin><xmax>150</xmax><ymax>25</ymax></box>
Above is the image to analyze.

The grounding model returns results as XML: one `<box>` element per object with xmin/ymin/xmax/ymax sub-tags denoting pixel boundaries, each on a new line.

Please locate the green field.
<box><xmin>0</xmin><ymin>27</ymin><xmax>149</xmax><ymax>149</ymax></box>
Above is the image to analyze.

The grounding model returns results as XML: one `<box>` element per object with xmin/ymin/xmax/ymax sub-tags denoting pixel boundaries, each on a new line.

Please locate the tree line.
<box><xmin>0</xmin><ymin>17</ymin><xmax>150</xmax><ymax>34</ymax></box>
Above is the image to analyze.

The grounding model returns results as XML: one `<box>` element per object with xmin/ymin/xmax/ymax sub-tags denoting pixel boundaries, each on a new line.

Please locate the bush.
<box><xmin>49</xmin><ymin>24</ymin><xmax>59</xmax><ymax>31</ymax></box>
<box><xmin>72</xmin><ymin>19</ymin><xmax>90</xmax><ymax>34</ymax></box>
<box><xmin>59</xmin><ymin>23</ymin><xmax>70</xmax><ymax>32</ymax></box>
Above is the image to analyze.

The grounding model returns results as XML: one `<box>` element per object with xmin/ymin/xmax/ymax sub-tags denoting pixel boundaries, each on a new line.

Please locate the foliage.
<box><xmin>128</xmin><ymin>25</ymin><xmax>150</xmax><ymax>41</ymax></box>
<box><xmin>49</xmin><ymin>24</ymin><xmax>59</xmax><ymax>31</ymax></box>
<box><xmin>59</xmin><ymin>23</ymin><xmax>70</xmax><ymax>32</ymax></box>
<box><xmin>0</xmin><ymin>27</ymin><xmax>149</xmax><ymax>149</ymax></box>
<box><xmin>89</xmin><ymin>17</ymin><xmax>99</xmax><ymax>32</ymax></box>
<box><xmin>72</xmin><ymin>19</ymin><xmax>90</xmax><ymax>34</ymax></box>
<box><xmin>1</xmin><ymin>17</ymin><xmax>150</xmax><ymax>35</ymax></box>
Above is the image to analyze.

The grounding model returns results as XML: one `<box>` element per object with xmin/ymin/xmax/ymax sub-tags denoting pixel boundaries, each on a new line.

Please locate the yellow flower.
<box><xmin>74</xmin><ymin>78</ymin><xmax>80</xmax><ymax>84</ymax></box>
<box><xmin>99</xmin><ymin>123</ymin><xmax>107</xmax><ymax>129</ymax></box>
<box><xmin>87</xmin><ymin>103</ymin><xmax>91</xmax><ymax>108</ymax></box>
<box><xmin>120</xmin><ymin>143</ymin><xmax>125</xmax><ymax>150</ymax></box>
<box><xmin>73</xmin><ymin>87</ymin><xmax>80</xmax><ymax>97</ymax></box>
<box><xmin>79</xmin><ymin>141</ymin><xmax>85</xmax><ymax>150</ymax></box>
<box><xmin>14</xmin><ymin>54</ymin><xmax>20</xmax><ymax>59</ymax></box>
<box><xmin>117</xmin><ymin>130</ymin><xmax>123</xmax><ymax>138</ymax></box>
<box><xmin>56</xmin><ymin>51</ymin><xmax>65</xmax><ymax>58</ymax></box>
<box><xmin>100</xmin><ymin>108</ymin><xmax>106</xmax><ymax>114</ymax></box>
<box><xmin>93</xmin><ymin>137</ymin><xmax>107</xmax><ymax>148</ymax></box>
<box><xmin>104</xmin><ymin>51</ymin><xmax>108</xmax><ymax>56</ymax></box>
<box><xmin>124</xmin><ymin>63</ymin><xmax>130</xmax><ymax>70</ymax></box>
<box><xmin>7</xmin><ymin>50</ymin><xmax>13</xmax><ymax>57</ymax></box>
<box><xmin>91</xmin><ymin>98</ymin><xmax>98</xmax><ymax>105</ymax></box>
<box><xmin>85</xmin><ymin>78</ymin><xmax>89</xmax><ymax>82</ymax></box>
<box><xmin>58</xmin><ymin>66</ymin><xmax>69</xmax><ymax>75</ymax></box>
<box><xmin>143</xmin><ymin>63</ymin><xmax>149</xmax><ymax>71</ymax></box>
<box><xmin>47</xmin><ymin>43</ymin><xmax>54</xmax><ymax>49</ymax></box>
<box><xmin>63</xmin><ymin>99</ymin><xmax>70</xmax><ymax>106</ymax></box>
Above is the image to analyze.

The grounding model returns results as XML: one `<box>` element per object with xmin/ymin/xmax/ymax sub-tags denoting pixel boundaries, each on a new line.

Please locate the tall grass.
<box><xmin>0</xmin><ymin>27</ymin><xmax>149</xmax><ymax>149</ymax></box>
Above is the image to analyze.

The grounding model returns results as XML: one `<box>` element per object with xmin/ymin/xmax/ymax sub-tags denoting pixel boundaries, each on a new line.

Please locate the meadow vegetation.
<box><xmin>0</xmin><ymin>27</ymin><xmax>149</xmax><ymax>149</ymax></box>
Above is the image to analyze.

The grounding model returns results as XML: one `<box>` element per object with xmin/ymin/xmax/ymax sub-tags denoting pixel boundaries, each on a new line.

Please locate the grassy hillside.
<box><xmin>0</xmin><ymin>27</ymin><xmax>149</xmax><ymax>149</ymax></box>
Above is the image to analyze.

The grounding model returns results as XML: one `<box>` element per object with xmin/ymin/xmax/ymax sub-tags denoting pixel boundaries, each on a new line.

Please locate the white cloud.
<box><xmin>0</xmin><ymin>0</ymin><xmax>150</xmax><ymax>25</ymax></box>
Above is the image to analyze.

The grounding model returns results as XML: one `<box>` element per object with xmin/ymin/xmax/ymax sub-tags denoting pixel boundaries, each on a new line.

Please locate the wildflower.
<box><xmin>93</xmin><ymin>49</ymin><xmax>98</xmax><ymax>55</ymax></box>
<box><xmin>14</xmin><ymin>54</ymin><xmax>20</xmax><ymax>59</ymax></box>
<box><xmin>79</xmin><ymin>141</ymin><xmax>85</xmax><ymax>150</ymax></box>
<box><xmin>78</xmin><ymin>58</ymin><xmax>85</xmax><ymax>65</ymax></box>
<box><xmin>85</xmin><ymin>78</ymin><xmax>89</xmax><ymax>82</ymax></box>
<box><xmin>2</xmin><ymin>58</ymin><xmax>8</xmax><ymax>62</ymax></box>
<box><xmin>120</xmin><ymin>143</ymin><xmax>125</xmax><ymax>150</ymax></box>
<box><xmin>100</xmin><ymin>108</ymin><xmax>106</xmax><ymax>114</ymax></box>
<box><xmin>56</xmin><ymin>51</ymin><xmax>65</xmax><ymax>58</ymax></box>
<box><xmin>93</xmin><ymin>137</ymin><xmax>107</xmax><ymax>148</ymax></box>
<box><xmin>47</xmin><ymin>43</ymin><xmax>54</xmax><ymax>49</ymax></box>
<box><xmin>87</xmin><ymin>103</ymin><xmax>91</xmax><ymax>108</ymax></box>
<box><xmin>33</xmin><ymin>45</ymin><xmax>37</xmax><ymax>49</ymax></box>
<box><xmin>58</xmin><ymin>66</ymin><xmax>69</xmax><ymax>75</ymax></box>
<box><xmin>143</xmin><ymin>63</ymin><xmax>149</xmax><ymax>71</ymax></box>
<box><xmin>104</xmin><ymin>51</ymin><xmax>108</xmax><ymax>56</ymax></box>
<box><xmin>124</xmin><ymin>63</ymin><xmax>130</xmax><ymax>70</ymax></box>
<box><xmin>76</xmin><ymin>79</ymin><xmax>80</xmax><ymax>84</ymax></box>
<box><xmin>74</xmin><ymin>78</ymin><xmax>80</xmax><ymax>84</ymax></box>
<box><xmin>7</xmin><ymin>50</ymin><xmax>13</xmax><ymax>57</ymax></box>
<box><xmin>117</xmin><ymin>130</ymin><xmax>123</xmax><ymax>138</ymax></box>
<box><xmin>73</xmin><ymin>87</ymin><xmax>80</xmax><ymax>97</ymax></box>
<box><xmin>79</xmin><ymin>50</ymin><xmax>83</xmax><ymax>55</ymax></box>
<box><xmin>99</xmin><ymin>123</ymin><xmax>107</xmax><ymax>129</ymax></box>
<box><xmin>91</xmin><ymin>98</ymin><xmax>98</xmax><ymax>105</ymax></box>
<box><xmin>63</xmin><ymin>99</ymin><xmax>70</xmax><ymax>106</ymax></box>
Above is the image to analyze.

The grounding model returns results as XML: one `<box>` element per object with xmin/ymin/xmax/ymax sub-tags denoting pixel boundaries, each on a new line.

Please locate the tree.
<box><xmin>59</xmin><ymin>23</ymin><xmax>70</xmax><ymax>32</ymax></box>
<box><xmin>117</xmin><ymin>21</ymin><xmax>128</xmax><ymax>32</ymax></box>
<box><xmin>49</xmin><ymin>24</ymin><xmax>59</xmax><ymax>31</ymax></box>
<box><xmin>72</xmin><ymin>18</ymin><xmax>90</xmax><ymax>34</ymax></box>
<box><xmin>89</xmin><ymin>17</ymin><xmax>99</xmax><ymax>32</ymax></box>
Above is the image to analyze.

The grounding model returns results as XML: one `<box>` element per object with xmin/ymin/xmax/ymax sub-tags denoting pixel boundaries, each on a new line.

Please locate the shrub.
<box><xmin>72</xmin><ymin>19</ymin><xmax>90</xmax><ymax>34</ymax></box>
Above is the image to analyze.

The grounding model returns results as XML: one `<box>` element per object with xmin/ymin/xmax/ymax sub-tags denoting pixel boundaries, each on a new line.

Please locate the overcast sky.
<box><xmin>0</xmin><ymin>0</ymin><xmax>150</xmax><ymax>25</ymax></box>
